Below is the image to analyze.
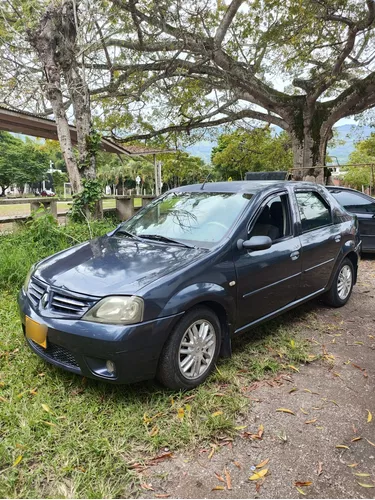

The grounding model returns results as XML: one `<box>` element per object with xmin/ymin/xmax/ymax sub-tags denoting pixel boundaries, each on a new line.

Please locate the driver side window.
<box><xmin>249</xmin><ymin>194</ymin><xmax>292</xmax><ymax>242</ymax></box>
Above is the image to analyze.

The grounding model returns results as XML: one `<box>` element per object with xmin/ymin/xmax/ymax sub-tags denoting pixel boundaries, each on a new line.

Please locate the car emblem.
<box><xmin>40</xmin><ymin>292</ymin><xmax>49</xmax><ymax>309</ymax></box>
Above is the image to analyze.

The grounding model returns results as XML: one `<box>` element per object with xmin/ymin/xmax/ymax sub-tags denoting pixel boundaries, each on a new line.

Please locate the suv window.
<box><xmin>330</xmin><ymin>190</ymin><xmax>375</xmax><ymax>214</ymax></box>
<box><xmin>249</xmin><ymin>194</ymin><xmax>291</xmax><ymax>241</ymax></box>
<box><xmin>295</xmin><ymin>191</ymin><xmax>332</xmax><ymax>232</ymax></box>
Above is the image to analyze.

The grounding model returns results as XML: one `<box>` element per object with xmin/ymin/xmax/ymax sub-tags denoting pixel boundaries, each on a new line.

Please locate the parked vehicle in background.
<box><xmin>19</xmin><ymin>181</ymin><xmax>360</xmax><ymax>390</ymax></box>
<box><xmin>326</xmin><ymin>186</ymin><xmax>375</xmax><ymax>253</ymax></box>
<box><xmin>41</xmin><ymin>189</ymin><xmax>56</xmax><ymax>197</ymax></box>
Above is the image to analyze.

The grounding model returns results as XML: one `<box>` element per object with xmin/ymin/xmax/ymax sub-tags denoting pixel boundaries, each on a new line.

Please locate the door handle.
<box><xmin>334</xmin><ymin>235</ymin><xmax>341</xmax><ymax>243</ymax></box>
<box><xmin>290</xmin><ymin>251</ymin><xmax>300</xmax><ymax>261</ymax></box>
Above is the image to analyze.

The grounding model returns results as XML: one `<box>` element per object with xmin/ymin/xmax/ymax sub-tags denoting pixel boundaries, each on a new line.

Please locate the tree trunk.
<box><xmin>65</xmin><ymin>66</ymin><xmax>96</xmax><ymax>179</ymax></box>
<box><xmin>46</xmin><ymin>82</ymin><xmax>82</xmax><ymax>193</ymax></box>
<box><xmin>288</xmin><ymin>106</ymin><xmax>332</xmax><ymax>184</ymax></box>
<box><xmin>26</xmin><ymin>0</ymin><xmax>95</xmax><ymax>193</ymax></box>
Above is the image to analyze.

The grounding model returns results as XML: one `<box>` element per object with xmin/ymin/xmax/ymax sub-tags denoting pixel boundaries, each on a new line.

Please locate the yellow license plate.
<box><xmin>25</xmin><ymin>316</ymin><xmax>48</xmax><ymax>349</ymax></box>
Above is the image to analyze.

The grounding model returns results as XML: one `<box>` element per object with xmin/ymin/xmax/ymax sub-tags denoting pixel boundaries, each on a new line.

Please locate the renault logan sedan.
<box><xmin>19</xmin><ymin>181</ymin><xmax>361</xmax><ymax>390</ymax></box>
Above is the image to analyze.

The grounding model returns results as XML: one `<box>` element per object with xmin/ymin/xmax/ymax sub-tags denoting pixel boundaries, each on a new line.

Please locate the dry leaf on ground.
<box><xmin>357</xmin><ymin>483</ymin><xmax>374</xmax><ymax>488</ymax></box>
<box><xmin>256</xmin><ymin>458</ymin><xmax>269</xmax><ymax>469</ymax></box>
<box><xmin>276</xmin><ymin>408</ymin><xmax>295</xmax><ymax>415</ymax></box>
<box><xmin>225</xmin><ymin>468</ymin><xmax>232</xmax><ymax>490</ymax></box>
<box><xmin>249</xmin><ymin>469</ymin><xmax>268</xmax><ymax>481</ymax></box>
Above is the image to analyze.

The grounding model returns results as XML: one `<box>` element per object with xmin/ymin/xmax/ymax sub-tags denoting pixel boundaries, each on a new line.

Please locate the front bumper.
<box><xmin>18</xmin><ymin>289</ymin><xmax>183</xmax><ymax>384</ymax></box>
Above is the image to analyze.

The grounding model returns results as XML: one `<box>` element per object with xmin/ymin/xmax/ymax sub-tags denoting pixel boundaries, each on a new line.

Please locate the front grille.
<box><xmin>51</xmin><ymin>293</ymin><xmax>90</xmax><ymax>316</ymax></box>
<box><xmin>27</xmin><ymin>277</ymin><xmax>95</xmax><ymax>318</ymax></box>
<box><xmin>29</xmin><ymin>339</ymin><xmax>79</xmax><ymax>368</ymax></box>
<box><xmin>28</xmin><ymin>280</ymin><xmax>47</xmax><ymax>305</ymax></box>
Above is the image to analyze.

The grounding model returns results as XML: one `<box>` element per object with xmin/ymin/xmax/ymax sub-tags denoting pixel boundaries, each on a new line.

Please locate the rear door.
<box><xmin>328</xmin><ymin>189</ymin><xmax>375</xmax><ymax>252</ymax></box>
<box><xmin>293</xmin><ymin>188</ymin><xmax>342</xmax><ymax>297</ymax></box>
<box><xmin>234</xmin><ymin>191</ymin><xmax>302</xmax><ymax>330</ymax></box>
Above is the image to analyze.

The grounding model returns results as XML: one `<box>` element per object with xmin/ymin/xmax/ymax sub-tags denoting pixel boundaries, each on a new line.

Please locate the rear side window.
<box><xmin>295</xmin><ymin>191</ymin><xmax>332</xmax><ymax>232</ymax></box>
<box><xmin>330</xmin><ymin>191</ymin><xmax>375</xmax><ymax>214</ymax></box>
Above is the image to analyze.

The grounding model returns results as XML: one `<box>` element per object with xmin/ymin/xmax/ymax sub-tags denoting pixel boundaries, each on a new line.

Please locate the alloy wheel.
<box><xmin>178</xmin><ymin>320</ymin><xmax>217</xmax><ymax>380</ymax></box>
<box><xmin>337</xmin><ymin>264</ymin><xmax>352</xmax><ymax>300</ymax></box>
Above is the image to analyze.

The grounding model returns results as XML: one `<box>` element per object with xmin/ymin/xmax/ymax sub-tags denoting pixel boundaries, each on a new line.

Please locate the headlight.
<box><xmin>23</xmin><ymin>265</ymin><xmax>35</xmax><ymax>292</ymax></box>
<box><xmin>82</xmin><ymin>296</ymin><xmax>144</xmax><ymax>325</ymax></box>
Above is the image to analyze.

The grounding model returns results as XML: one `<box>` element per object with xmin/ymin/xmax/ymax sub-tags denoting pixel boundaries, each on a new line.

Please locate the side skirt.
<box><xmin>233</xmin><ymin>288</ymin><xmax>325</xmax><ymax>337</ymax></box>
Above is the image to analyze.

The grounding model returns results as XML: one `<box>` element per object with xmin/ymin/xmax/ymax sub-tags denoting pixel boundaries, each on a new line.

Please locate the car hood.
<box><xmin>34</xmin><ymin>235</ymin><xmax>205</xmax><ymax>296</ymax></box>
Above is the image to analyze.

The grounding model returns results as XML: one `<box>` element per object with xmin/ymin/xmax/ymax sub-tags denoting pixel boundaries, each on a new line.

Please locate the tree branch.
<box><xmin>104</xmin><ymin>38</ymin><xmax>184</xmax><ymax>52</ymax></box>
<box><xmin>214</xmin><ymin>0</ymin><xmax>244</xmax><ymax>47</ymax></box>
<box><xmin>324</xmin><ymin>71</ymin><xmax>375</xmax><ymax>126</ymax></box>
<box><xmin>108</xmin><ymin>106</ymin><xmax>286</xmax><ymax>143</ymax></box>
<box><xmin>308</xmin><ymin>1</ymin><xmax>375</xmax><ymax>103</ymax></box>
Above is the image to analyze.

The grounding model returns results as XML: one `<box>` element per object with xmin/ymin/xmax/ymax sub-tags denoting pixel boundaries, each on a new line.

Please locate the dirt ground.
<box><xmin>138</xmin><ymin>257</ymin><xmax>375</xmax><ymax>499</ymax></box>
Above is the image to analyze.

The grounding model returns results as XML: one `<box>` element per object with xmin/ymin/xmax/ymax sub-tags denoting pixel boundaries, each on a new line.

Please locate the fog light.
<box><xmin>106</xmin><ymin>360</ymin><xmax>116</xmax><ymax>375</ymax></box>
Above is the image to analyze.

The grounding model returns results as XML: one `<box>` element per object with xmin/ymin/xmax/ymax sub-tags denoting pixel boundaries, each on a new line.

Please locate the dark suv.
<box><xmin>19</xmin><ymin>181</ymin><xmax>361</xmax><ymax>390</ymax></box>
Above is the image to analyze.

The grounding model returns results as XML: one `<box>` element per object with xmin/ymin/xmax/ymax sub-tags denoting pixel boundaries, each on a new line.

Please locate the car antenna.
<box><xmin>200</xmin><ymin>173</ymin><xmax>212</xmax><ymax>190</ymax></box>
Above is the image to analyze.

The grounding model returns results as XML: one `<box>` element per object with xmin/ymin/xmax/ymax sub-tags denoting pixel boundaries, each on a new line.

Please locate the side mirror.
<box><xmin>237</xmin><ymin>236</ymin><xmax>272</xmax><ymax>251</ymax></box>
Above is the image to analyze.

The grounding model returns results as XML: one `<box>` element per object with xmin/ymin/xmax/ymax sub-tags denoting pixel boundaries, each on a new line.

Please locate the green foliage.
<box><xmin>37</xmin><ymin>139</ymin><xmax>67</xmax><ymax>172</ymax></box>
<box><xmin>0</xmin><ymin>212</ymin><xmax>116</xmax><ymax>290</ymax></box>
<box><xmin>98</xmin><ymin>154</ymin><xmax>154</xmax><ymax>192</ymax></box>
<box><xmin>211</xmin><ymin>128</ymin><xmax>293</xmax><ymax>180</ymax></box>
<box><xmin>161</xmin><ymin>151</ymin><xmax>210</xmax><ymax>189</ymax></box>
<box><xmin>51</xmin><ymin>171</ymin><xmax>69</xmax><ymax>197</ymax></box>
<box><xmin>69</xmin><ymin>179</ymin><xmax>103</xmax><ymax>222</ymax></box>
<box><xmin>344</xmin><ymin>132</ymin><xmax>375</xmax><ymax>189</ymax></box>
<box><xmin>343</xmin><ymin>167</ymin><xmax>371</xmax><ymax>190</ymax></box>
<box><xmin>0</xmin><ymin>132</ymin><xmax>49</xmax><ymax>194</ymax></box>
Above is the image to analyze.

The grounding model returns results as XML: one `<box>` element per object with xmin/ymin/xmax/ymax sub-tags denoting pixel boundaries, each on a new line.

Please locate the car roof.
<box><xmin>326</xmin><ymin>186</ymin><xmax>358</xmax><ymax>192</ymax></box>
<box><xmin>172</xmin><ymin>180</ymin><xmax>321</xmax><ymax>195</ymax></box>
<box><xmin>326</xmin><ymin>185</ymin><xmax>375</xmax><ymax>198</ymax></box>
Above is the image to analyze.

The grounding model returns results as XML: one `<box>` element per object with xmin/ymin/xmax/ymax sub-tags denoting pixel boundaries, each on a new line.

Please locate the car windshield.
<box><xmin>117</xmin><ymin>191</ymin><xmax>253</xmax><ymax>248</ymax></box>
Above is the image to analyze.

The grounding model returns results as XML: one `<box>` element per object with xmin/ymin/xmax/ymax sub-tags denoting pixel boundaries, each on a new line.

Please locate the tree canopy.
<box><xmin>0</xmin><ymin>132</ymin><xmax>49</xmax><ymax>195</ymax></box>
<box><xmin>344</xmin><ymin>132</ymin><xmax>375</xmax><ymax>189</ymax></box>
<box><xmin>1</xmin><ymin>0</ymin><xmax>375</xmax><ymax>186</ymax></box>
<box><xmin>161</xmin><ymin>152</ymin><xmax>209</xmax><ymax>189</ymax></box>
<box><xmin>211</xmin><ymin>128</ymin><xmax>293</xmax><ymax>180</ymax></box>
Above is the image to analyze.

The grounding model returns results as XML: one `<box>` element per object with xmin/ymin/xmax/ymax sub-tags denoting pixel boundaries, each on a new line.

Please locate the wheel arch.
<box><xmin>326</xmin><ymin>250</ymin><xmax>358</xmax><ymax>292</ymax></box>
<box><xmin>191</xmin><ymin>300</ymin><xmax>232</xmax><ymax>358</ymax></box>
<box><xmin>345</xmin><ymin>251</ymin><xmax>358</xmax><ymax>284</ymax></box>
<box><xmin>160</xmin><ymin>292</ymin><xmax>234</xmax><ymax>360</ymax></box>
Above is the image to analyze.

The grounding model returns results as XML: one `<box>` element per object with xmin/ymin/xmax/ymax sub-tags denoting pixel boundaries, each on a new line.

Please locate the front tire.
<box><xmin>157</xmin><ymin>306</ymin><xmax>221</xmax><ymax>390</ymax></box>
<box><xmin>322</xmin><ymin>257</ymin><xmax>354</xmax><ymax>307</ymax></box>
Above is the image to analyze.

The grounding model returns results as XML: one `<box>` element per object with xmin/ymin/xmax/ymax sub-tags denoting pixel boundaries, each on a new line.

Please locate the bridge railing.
<box><xmin>0</xmin><ymin>195</ymin><xmax>156</xmax><ymax>227</ymax></box>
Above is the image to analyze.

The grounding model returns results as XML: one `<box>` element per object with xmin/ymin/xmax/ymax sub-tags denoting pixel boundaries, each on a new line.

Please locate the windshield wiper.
<box><xmin>138</xmin><ymin>234</ymin><xmax>195</xmax><ymax>248</ymax></box>
<box><xmin>115</xmin><ymin>228</ymin><xmax>143</xmax><ymax>241</ymax></box>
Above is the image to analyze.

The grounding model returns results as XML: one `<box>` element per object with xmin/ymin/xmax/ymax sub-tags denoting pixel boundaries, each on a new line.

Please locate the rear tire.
<box><xmin>157</xmin><ymin>306</ymin><xmax>221</xmax><ymax>390</ymax></box>
<box><xmin>322</xmin><ymin>257</ymin><xmax>354</xmax><ymax>307</ymax></box>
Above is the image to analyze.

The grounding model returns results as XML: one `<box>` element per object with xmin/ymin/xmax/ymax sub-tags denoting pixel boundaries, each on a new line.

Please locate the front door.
<box><xmin>234</xmin><ymin>192</ymin><xmax>302</xmax><ymax>331</ymax></box>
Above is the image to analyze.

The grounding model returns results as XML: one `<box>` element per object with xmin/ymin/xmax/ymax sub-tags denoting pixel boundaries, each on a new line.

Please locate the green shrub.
<box><xmin>0</xmin><ymin>211</ymin><xmax>117</xmax><ymax>292</ymax></box>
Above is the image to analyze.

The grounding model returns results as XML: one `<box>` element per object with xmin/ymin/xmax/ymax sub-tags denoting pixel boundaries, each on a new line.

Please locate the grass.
<box><xmin>0</xmin><ymin>215</ymin><xmax>315</xmax><ymax>498</ymax></box>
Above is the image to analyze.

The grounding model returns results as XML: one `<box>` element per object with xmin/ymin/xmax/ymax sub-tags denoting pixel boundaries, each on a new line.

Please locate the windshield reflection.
<box><xmin>118</xmin><ymin>191</ymin><xmax>253</xmax><ymax>248</ymax></box>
